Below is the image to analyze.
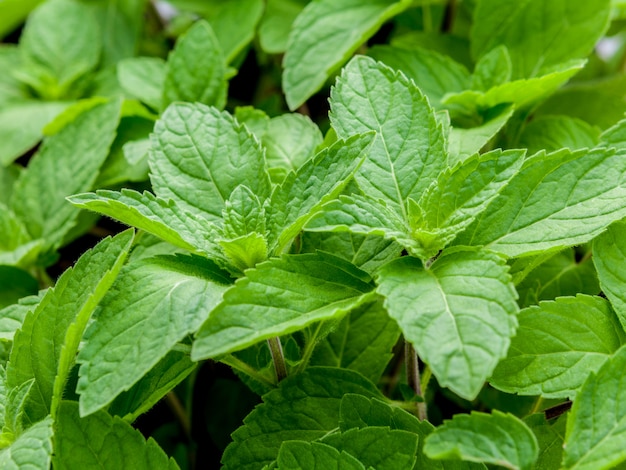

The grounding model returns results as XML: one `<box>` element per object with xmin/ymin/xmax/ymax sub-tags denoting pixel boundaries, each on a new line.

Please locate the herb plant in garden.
<box><xmin>3</xmin><ymin>0</ymin><xmax>626</xmax><ymax>469</ymax></box>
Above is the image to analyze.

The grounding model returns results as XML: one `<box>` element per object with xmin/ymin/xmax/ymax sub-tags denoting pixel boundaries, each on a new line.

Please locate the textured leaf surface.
<box><xmin>277</xmin><ymin>441</ymin><xmax>365</xmax><ymax>470</ymax></box>
<box><xmin>266</xmin><ymin>134</ymin><xmax>373</xmax><ymax>253</ymax></box>
<box><xmin>321</xmin><ymin>427</ymin><xmax>418</xmax><ymax>470</ymax></box>
<box><xmin>10</xmin><ymin>100</ymin><xmax>120</xmax><ymax>249</ymax></box>
<box><xmin>490</xmin><ymin>295</ymin><xmax>625</xmax><ymax>399</ymax></box>
<box><xmin>518</xmin><ymin>116</ymin><xmax>600</xmax><ymax>155</ymax></box>
<box><xmin>377</xmin><ymin>250</ymin><xmax>518</xmax><ymax>400</ymax></box>
<box><xmin>163</xmin><ymin>20</ymin><xmax>227</xmax><ymax>109</ymax></box>
<box><xmin>331</xmin><ymin>56</ymin><xmax>446</xmax><ymax>219</ymax></box>
<box><xmin>310</xmin><ymin>299</ymin><xmax>400</xmax><ymax>383</ymax></box>
<box><xmin>593</xmin><ymin>220</ymin><xmax>626</xmax><ymax>329</ymax></box>
<box><xmin>6</xmin><ymin>230</ymin><xmax>133</xmax><ymax>423</ymax></box>
<box><xmin>53</xmin><ymin>401</ymin><xmax>179</xmax><ymax>469</ymax></box>
<box><xmin>0</xmin><ymin>416</ymin><xmax>52</xmax><ymax>470</ymax></box>
<box><xmin>562</xmin><ymin>344</ymin><xmax>626</xmax><ymax>469</ymax></box>
<box><xmin>525</xmin><ymin>414</ymin><xmax>566</xmax><ymax>470</ymax></box>
<box><xmin>68</xmin><ymin>189</ymin><xmax>217</xmax><ymax>256</ymax></box>
<box><xmin>283</xmin><ymin>0</ymin><xmax>411</xmax><ymax>109</ymax></box>
<box><xmin>471</xmin><ymin>0</ymin><xmax>610</xmax><ymax>79</ymax></box>
<box><xmin>192</xmin><ymin>252</ymin><xmax>374</xmax><ymax>359</ymax></box>
<box><xmin>117</xmin><ymin>57</ymin><xmax>166</xmax><ymax>111</ymax></box>
<box><xmin>77</xmin><ymin>254</ymin><xmax>231</xmax><ymax>416</ymax></box>
<box><xmin>150</xmin><ymin>102</ymin><xmax>271</xmax><ymax>221</ymax></box>
<box><xmin>424</xmin><ymin>410</ymin><xmax>539</xmax><ymax>470</ymax></box>
<box><xmin>221</xmin><ymin>367</ymin><xmax>383</xmax><ymax>470</ymax></box>
<box><xmin>456</xmin><ymin>147</ymin><xmax>626</xmax><ymax>258</ymax></box>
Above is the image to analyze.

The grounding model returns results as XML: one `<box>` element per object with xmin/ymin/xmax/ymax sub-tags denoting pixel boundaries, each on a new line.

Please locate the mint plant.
<box><xmin>3</xmin><ymin>0</ymin><xmax>626</xmax><ymax>468</ymax></box>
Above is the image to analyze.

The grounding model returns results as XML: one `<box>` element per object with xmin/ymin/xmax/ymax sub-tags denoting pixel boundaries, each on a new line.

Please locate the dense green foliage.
<box><xmin>3</xmin><ymin>0</ymin><xmax>626</xmax><ymax>468</ymax></box>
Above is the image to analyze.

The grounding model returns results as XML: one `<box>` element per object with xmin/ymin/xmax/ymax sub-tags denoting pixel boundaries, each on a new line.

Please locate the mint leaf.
<box><xmin>0</xmin><ymin>202</ymin><xmax>41</xmax><ymax>267</ymax></box>
<box><xmin>412</xmin><ymin>148</ymin><xmax>525</xmax><ymax>252</ymax></box>
<box><xmin>221</xmin><ymin>185</ymin><xmax>266</xmax><ymax>239</ymax></box>
<box><xmin>471</xmin><ymin>46</ymin><xmax>512</xmax><ymax>91</ymax></box>
<box><xmin>310</xmin><ymin>299</ymin><xmax>400</xmax><ymax>383</ymax></box>
<box><xmin>150</xmin><ymin>102</ymin><xmax>271</xmax><ymax>222</ymax></box>
<box><xmin>0</xmin><ymin>292</ymin><xmax>44</xmax><ymax>341</ymax></box>
<box><xmin>471</xmin><ymin>0</ymin><xmax>610</xmax><ymax>79</ymax></box>
<box><xmin>330</xmin><ymin>56</ymin><xmax>446</xmax><ymax>219</ymax></box>
<box><xmin>518</xmin><ymin>116</ymin><xmax>600</xmax><ymax>154</ymax></box>
<box><xmin>68</xmin><ymin>189</ymin><xmax>217</xmax><ymax>256</ymax></box>
<box><xmin>456</xmin><ymin>147</ymin><xmax>626</xmax><ymax>258</ymax></box>
<box><xmin>376</xmin><ymin>249</ymin><xmax>518</xmax><ymax>400</ymax></box>
<box><xmin>525</xmin><ymin>414</ymin><xmax>566</xmax><ymax>470</ymax></box>
<box><xmin>490</xmin><ymin>295</ymin><xmax>625</xmax><ymax>399</ymax></box>
<box><xmin>562</xmin><ymin>344</ymin><xmax>626</xmax><ymax>469</ymax></box>
<box><xmin>283</xmin><ymin>0</ymin><xmax>412</xmax><ymax>109</ymax></box>
<box><xmin>53</xmin><ymin>401</ymin><xmax>179</xmax><ymax>469</ymax></box>
<box><xmin>6</xmin><ymin>230</ymin><xmax>133</xmax><ymax>423</ymax></box>
<box><xmin>321</xmin><ymin>427</ymin><xmax>418</xmax><ymax>470</ymax></box>
<box><xmin>117</xmin><ymin>57</ymin><xmax>166</xmax><ymax>111</ymax></box>
<box><xmin>163</xmin><ymin>20</ymin><xmax>227</xmax><ymax>109</ymax></box>
<box><xmin>221</xmin><ymin>367</ymin><xmax>383</xmax><ymax>470</ymax></box>
<box><xmin>277</xmin><ymin>441</ymin><xmax>365</xmax><ymax>470</ymax></box>
<box><xmin>262</xmin><ymin>113</ymin><xmax>323</xmax><ymax>183</ymax></box>
<box><xmin>10</xmin><ymin>99</ymin><xmax>121</xmax><ymax>250</ymax></box>
<box><xmin>593</xmin><ymin>220</ymin><xmax>626</xmax><ymax>329</ymax></box>
<box><xmin>266</xmin><ymin>133</ymin><xmax>373</xmax><ymax>254</ymax></box>
<box><xmin>192</xmin><ymin>252</ymin><xmax>374</xmax><ymax>360</ymax></box>
<box><xmin>424</xmin><ymin>410</ymin><xmax>539</xmax><ymax>470</ymax></box>
<box><xmin>0</xmin><ymin>416</ymin><xmax>52</xmax><ymax>470</ymax></box>
<box><xmin>18</xmin><ymin>0</ymin><xmax>101</xmax><ymax>97</ymax></box>
<box><xmin>258</xmin><ymin>0</ymin><xmax>307</xmax><ymax>54</ymax></box>
<box><xmin>369</xmin><ymin>45</ymin><xmax>471</xmax><ymax>107</ymax></box>
<box><xmin>77</xmin><ymin>254</ymin><xmax>231</xmax><ymax>416</ymax></box>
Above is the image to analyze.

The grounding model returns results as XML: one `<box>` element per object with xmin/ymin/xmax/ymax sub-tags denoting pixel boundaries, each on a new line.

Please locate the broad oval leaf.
<box><xmin>562</xmin><ymin>344</ymin><xmax>626</xmax><ymax>469</ymax></box>
<box><xmin>424</xmin><ymin>410</ymin><xmax>539</xmax><ymax>470</ymax></box>
<box><xmin>192</xmin><ymin>252</ymin><xmax>375</xmax><ymax>360</ymax></box>
<box><xmin>283</xmin><ymin>0</ymin><xmax>411</xmax><ymax>109</ymax></box>
<box><xmin>490</xmin><ymin>295</ymin><xmax>626</xmax><ymax>399</ymax></box>
<box><xmin>76</xmin><ymin>254</ymin><xmax>232</xmax><ymax>416</ymax></box>
<box><xmin>376</xmin><ymin>249</ymin><xmax>519</xmax><ymax>400</ymax></box>
<box><xmin>149</xmin><ymin>102</ymin><xmax>271</xmax><ymax>222</ymax></box>
<box><xmin>330</xmin><ymin>55</ymin><xmax>446</xmax><ymax>220</ymax></box>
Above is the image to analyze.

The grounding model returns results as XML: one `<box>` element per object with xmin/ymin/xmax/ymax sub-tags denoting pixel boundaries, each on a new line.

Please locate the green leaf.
<box><xmin>277</xmin><ymin>441</ymin><xmax>365</xmax><ymax>470</ymax></box>
<box><xmin>192</xmin><ymin>252</ymin><xmax>374</xmax><ymax>360</ymax></box>
<box><xmin>321</xmin><ymin>427</ymin><xmax>418</xmax><ymax>470</ymax></box>
<box><xmin>262</xmin><ymin>113</ymin><xmax>323</xmax><ymax>183</ymax></box>
<box><xmin>266</xmin><ymin>133</ymin><xmax>373</xmax><ymax>254</ymax></box>
<box><xmin>518</xmin><ymin>116</ymin><xmax>600</xmax><ymax>155</ymax></box>
<box><xmin>163</xmin><ymin>20</ymin><xmax>227</xmax><ymax>109</ymax></box>
<box><xmin>368</xmin><ymin>45</ymin><xmax>471</xmax><ymax>107</ymax></box>
<box><xmin>0</xmin><ymin>292</ymin><xmax>44</xmax><ymax>341</ymax></box>
<box><xmin>18</xmin><ymin>0</ymin><xmax>102</xmax><ymax>96</ymax></box>
<box><xmin>68</xmin><ymin>189</ymin><xmax>217</xmax><ymax>256</ymax></box>
<box><xmin>330</xmin><ymin>56</ymin><xmax>446</xmax><ymax>219</ymax></box>
<box><xmin>117</xmin><ymin>57</ymin><xmax>166</xmax><ymax>111</ymax></box>
<box><xmin>0</xmin><ymin>0</ymin><xmax>44</xmax><ymax>39</ymax></box>
<box><xmin>0</xmin><ymin>164</ymin><xmax>20</xmax><ymax>205</ymax></box>
<box><xmin>0</xmin><ymin>202</ymin><xmax>41</xmax><ymax>268</ymax></box>
<box><xmin>77</xmin><ymin>254</ymin><xmax>231</xmax><ymax>416</ymax></box>
<box><xmin>376</xmin><ymin>249</ymin><xmax>518</xmax><ymax>400</ymax></box>
<box><xmin>471</xmin><ymin>0</ymin><xmax>611</xmax><ymax>79</ymax></box>
<box><xmin>471</xmin><ymin>46</ymin><xmax>512</xmax><ymax>91</ymax></box>
<box><xmin>310</xmin><ymin>299</ymin><xmax>400</xmax><ymax>383</ymax></box>
<box><xmin>10</xmin><ymin>99</ymin><xmax>121</xmax><ymax>250</ymax></box>
<box><xmin>424</xmin><ymin>410</ymin><xmax>539</xmax><ymax>470</ymax></box>
<box><xmin>0</xmin><ymin>267</ymin><xmax>38</xmax><ymax>309</ymax></box>
<box><xmin>490</xmin><ymin>295</ymin><xmax>625</xmax><ymax>399</ymax></box>
<box><xmin>107</xmin><ymin>350</ymin><xmax>196</xmax><ymax>422</ymax></box>
<box><xmin>593</xmin><ymin>220</ymin><xmax>626</xmax><ymax>329</ymax></box>
<box><xmin>524</xmin><ymin>414</ymin><xmax>566</xmax><ymax>470</ymax></box>
<box><xmin>283</xmin><ymin>0</ymin><xmax>412</xmax><ymax>109</ymax></box>
<box><xmin>222</xmin><ymin>185</ymin><xmax>266</xmax><ymax>239</ymax></box>
<box><xmin>412</xmin><ymin>148</ymin><xmax>525</xmax><ymax>253</ymax></box>
<box><xmin>456</xmin><ymin>147</ymin><xmax>626</xmax><ymax>258</ymax></box>
<box><xmin>447</xmin><ymin>105</ymin><xmax>514</xmax><ymax>165</ymax></box>
<box><xmin>0</xmin><ymin>101</ymin><xmax>68</xmax><ymax>165</ymax></box>
<box><xmin>258</xmin><ymin>0</ymin><xmax>307</xmax><ymax>54</ymax></box>
<box><xmin>53</xmin><ymin>401</ymin><xmax>179</xmax><ymax>469</ymax></box>
<box><xmin>149</xmin><ymin>102</ymin><xmax>271</xmax><ymax>221</ymax></box>
<box><xmin>562</xmin><ymin>344</ymin><xmax>626</xmax><ymax>469</ymax></box>
<box><xmin>0</xmin><ymin>416</ymin><xmax>52</xmax><ymax>469</ymax></box>
<box><xmin>221</xmin><ymin>367</ymin><xmax>383</xmax><ymax>470</ymax></box>
<box><xmin>6</xmin><ymin>230</ymin><xmax>134</xmax><ymax>423</ymax></box>
<box><xmin>515</xmin><ymin>248</ymin><xmax>600</xmax><ymax>308</ymax></box>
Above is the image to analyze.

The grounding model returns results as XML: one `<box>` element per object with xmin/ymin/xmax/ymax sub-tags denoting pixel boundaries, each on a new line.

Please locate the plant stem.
<box><xmin>405</xmin><ymin>342</ymin><xmax>427</xmax><ymax>420</ymax></box>
<box><xmin>164</xmin><ymin>391</ymin><xmax>192</xmax><ymax>441</ymax></box>
<box><xmin>295</xmin><ymin>322</ymin><xmax>324</xmax><ymax>374</ymax></box>
<box><xmin>422</xmin><ymin>4</ymin><xmax>433</xmax><ymax>32</ymax></box>
<box><xmin>268</xmin><ymin>336</ymin><xmax>288</xmax><ymax>382</ymax></box>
